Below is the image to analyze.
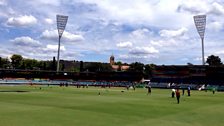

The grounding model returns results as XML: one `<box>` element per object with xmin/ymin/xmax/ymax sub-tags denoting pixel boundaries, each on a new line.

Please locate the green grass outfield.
<box><xmin>0</xmin><ymin>85</ymin><xmax>224</xmax><ymax>126</ymax></box>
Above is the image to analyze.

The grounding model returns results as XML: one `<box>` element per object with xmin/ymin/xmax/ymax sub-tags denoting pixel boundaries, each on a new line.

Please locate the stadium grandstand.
<box><xmin>150</xmin><ymin>65</ymin><xmax>224</xmax><ymax>91</ymax></box>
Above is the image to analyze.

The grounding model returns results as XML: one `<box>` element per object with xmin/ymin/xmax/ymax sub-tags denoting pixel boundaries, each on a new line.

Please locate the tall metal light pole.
<box><xmin>193</xmin><ymin>15</ymin><xmax>206</xmax><ymax>65</ymax></box>
<box><xmin>56</xmin><ymin>15</ymin><xmax>68</xmax><ymax>72</ymax></box>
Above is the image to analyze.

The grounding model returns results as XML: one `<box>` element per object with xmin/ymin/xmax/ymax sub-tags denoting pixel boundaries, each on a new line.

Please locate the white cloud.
<box><xmin>116</xmin><ymin>41</ymin><xmax>133</xmax><ymax>48</ymax></box>
<box><xmin>63</xmin><ymin>31</ymin><xmax>85</xmax><ymax>42</ymax></box>
<box><xmin>11</xmin><ymin>36</ymin><xmax>41</xmax><ymax>47</ymax></box>
<box><xmin>78</xmin><ymin>0</ymin><xmax>190</xmax><ymax>29</ymax></box>
<box><xmin>6</xmin><ymin>15</ymin><xmax>37</xmax><ymax>27</ymax></box>
<box><xmin>7</xmin><ymin>43</ymin><xmax>67</xmax><ymax>61</ymax></box>
<box><xmin>118</xmin><ymin>54</ymin><xmax>141</xmax><ymax>60</ymax></box>
<box><xmin>194</xmin><ymin>57</ymin><xmax>202</xmax><ymax>62</ymax></box>
<box><xmin>80</xmin><ymin>0</ymin><xmax>155</xmax><ymax>25</ymax></box>
<box><xmin>44</xmin><ymin>18</ymin><xmax>54</xmax><ymax>24</ymax></box>
<box><xmin>41</xmin><ymin>30</ymin><xmax>58</xmax><ymax>40</ymax></box>
<box><xmin>0</xmin><ymin>0</ymin><xmax>6</xmax><ymax>6</ymax></box>
<box><xmin>41</xmin><ymin>30</ymin><xmax>84</xmax><ymax>42</ymax></box>
<box><xmin>118</xmin><ymin>53</ymin><xmax>158</xmax><ymax>63</ymax></box>
<box><xmin>1</xmin><ymin>0</ymin><xmax>224</xmax><ymax>65</ymax></box>
<box><xmin>215</xmin><ymin>50</ymin><xmax>224</xmax><ymax>55</ymax></box>
<box><xmin>150</xmin><ymin>40</ymin><xmax>178</xmax><ymax>48</ymax></box>
<box><xmin>28</xmin><ymin>0</ymin><xmax>61</xmax><ymax>6</ymax></box>
<box><xmin>177</xmin><ymin>0</ymin><xmax>209</xmax><ymax>14</ymax></box>
<box><xmin>0</xmin><ymin>48</ymin><xmax>13</xmax><ymax>58</ymax></box>
<box><xmin>207</xmin><ymin>21</ymin><xmax>223</xmax><ymax>32</ymax></box>
<box><xmin>45</xmin><ymin>44</ymin><xmax>65</xmax><ymax>52</ymax></box>
<box><xmin>131</xmin><ymin>28</ymin><xmax>152</xmax><ymax>39</ymax></box>
<box><xmin>130</xmin><ymin>46</ymin><xmax>159</xmax><ymax>55</ymax></box>
<box><xmin>178</xmin><ymin>0</ymin><xmax>224</xmax><ymax>16</ymax></box>
<box><xmin>209</xmin><ymin>2</ymin><xmax>224</xmax><ymax>15</ymax></box>
<box><xmin>159</xmin><ymin>27</ymin><xmax>188</xmax><ymax>38</ymax></box>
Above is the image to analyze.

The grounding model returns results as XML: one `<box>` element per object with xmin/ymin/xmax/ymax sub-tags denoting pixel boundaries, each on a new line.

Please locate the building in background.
<box><xmin>110</xmin><ymin>55</ymin><xmax>130</xmax><ymax>71</ymax></box>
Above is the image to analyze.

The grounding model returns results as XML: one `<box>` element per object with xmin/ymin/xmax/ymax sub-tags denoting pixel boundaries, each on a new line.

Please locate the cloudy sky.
<box><xmin>0</xmin><ymin>0</ymin><xmax>224</xmax><ymax>65</ymax></box>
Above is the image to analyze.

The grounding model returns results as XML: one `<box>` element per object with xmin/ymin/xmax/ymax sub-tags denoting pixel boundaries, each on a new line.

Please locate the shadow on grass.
<box><xmin>0</xmin><ymin>90</ymin><xmax>30</xmax><ymax>93</ymax></box>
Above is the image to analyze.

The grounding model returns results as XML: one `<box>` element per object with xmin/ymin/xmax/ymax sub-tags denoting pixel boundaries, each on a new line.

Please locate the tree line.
<box><xmin>0</xmin><ymin>54</ymin><xmax>56</xmax><ymax>71</ymax></box>
<box><xmin>0</xmin><ymin>54</ymin><xmax>222</xmax><ymax>79</ymax></box>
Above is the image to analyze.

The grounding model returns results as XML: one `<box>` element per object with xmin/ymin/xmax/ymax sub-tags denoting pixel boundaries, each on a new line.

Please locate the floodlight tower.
<box><xmin>56</xmin><ymin>15</ymin><xmax>68</xmax><ymax>72</ymax></box>
<box><xmin>193</xmin><ymin>15</ymin><xmax>206</xmax><ymax>65</ymax></box>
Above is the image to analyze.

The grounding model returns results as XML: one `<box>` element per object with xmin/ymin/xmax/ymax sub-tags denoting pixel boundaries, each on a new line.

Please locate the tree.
<box><xmin>187</xmin><ymin>62</ymin><xmax>193</xmax><ymax>66</ymax></box>
<box><xmin>80</xmin><ymin>61</ymin><xmax>83</xmax><ymax>72</ymax></box>
<box><xmin>115</xmin><ymin>61</ymin><xmax>123</xmax><ymax>71</ymax></box>
<box><xmin>101</xmin><ymin>63</ymin><xmax>113</xmax><ymax>72</ymax></box>
<box><xmin>84</xmin><ymin>62</ymin><xmax>97</xmax><ymax>72</ymax></box>
<box><xmin>52</xmin><ymin>57</ymin><xmax>56</xmax><ymax>71</ymax></box>
<box><xmin>0</xmin><ymin>57</ymin><xmax>2</xmax><ymax>68</ymax></box>
<box><xmin>11</xmin><ymin>54</ymin><xmax>23</xmax><ymax>69</ymax></box>
<box><xmin>38</xmin><ymin>61</ymin><xmax>46</xmax><ymax>70</ymax></box>
<box><xmin>128</xmin><ymin>62</ymin><xmax>144</xmax><ymax>72</ymax></box>
<box><xmin>84</xmin><ymin>62</ymin><xmax>112</xmax><ymax>72</ymax></box>
<box><xmin>43</xmin><ymin>61</ymin><xmax>52</xmax><ymax>70</ymax></box>
<box><xmin>20</xmin><ymin>62</ymin><xmax>25</xmax><ymax>69</ymax></box>
<box><xmin>1</xmin><ymin>58</ymin><xmax>10</xmax><ymax>69</ymax></box>
<box><xmin>43</xmin><ymin>62</ymin><xmax>46</xmax><ymax>70</ymax></box>
<box><xmin>206</xmin><ymin>55</ymin><xmax>222</xmax><ymax>66</ymax></box>
<box><xmin>115</xmin><ymin>61</ymin><xmax>122</xmax><ymax>65</ymax></box>
<box><xmin>144</xmin><ymin>64</ymin><xmax>156</xmax><ymax>79</ymax></box>
<box><xmin>61</xmin><ymin>63</ymin><xmax>65</xmax><ymax>71</ymax></box>
<box><xmin>21</xmin><ymin>59</ymin><xmax>39</xmax><ymax>70</ymax></box>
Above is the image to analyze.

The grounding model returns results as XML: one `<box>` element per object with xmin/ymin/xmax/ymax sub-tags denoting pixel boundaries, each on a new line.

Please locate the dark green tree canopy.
<box><xmin>128</xmin><ymin>62</ymin><xmax>144</xmax><ymax>72</ymax></box>
<box><xmin>84</xmin><ymin>62</ymin><xmax>112</xmax><ymax>72</ymax></box>
<box><xmin>206</xmin><ymin>55</ymin><xmax>222</xmax><ymax>66</ymax></box>
<box><xmin>115</xmin><ymin>61</ymin><xmax>122</xmax><ymax>65</ymax></box>
<box><xmin>0</xmin><ymin>57</ymin><xmax>10</xmax><ymax>69</ymax></box>
<box><xmin>10</xmin><ymin>54</ymin><xmax>23</xmax><ymax>69</ymax></box>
